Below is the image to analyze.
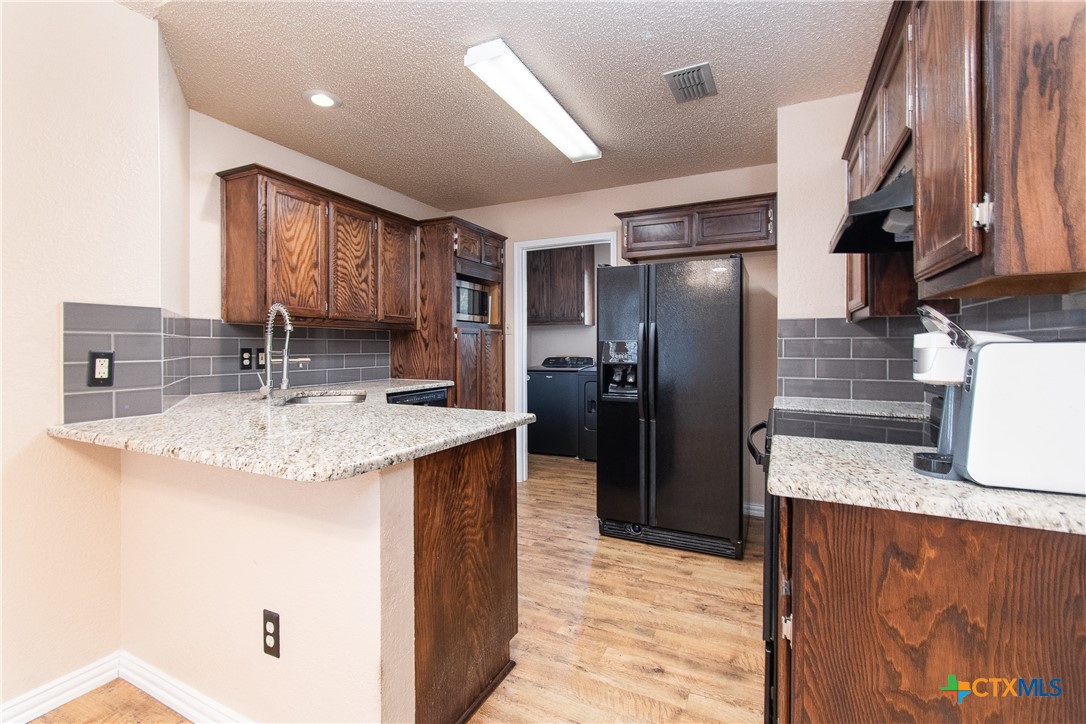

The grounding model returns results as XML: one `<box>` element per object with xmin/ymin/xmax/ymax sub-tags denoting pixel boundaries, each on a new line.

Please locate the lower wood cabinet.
<box><xmin>455</xmin><ymin>326</ymin><xmax>504</xmax><ymax>411</ymax></box>
<box><xmin>782</xmin><ymin>498</ymin><xmax>1085</xmax><ymax>723</ymax></box>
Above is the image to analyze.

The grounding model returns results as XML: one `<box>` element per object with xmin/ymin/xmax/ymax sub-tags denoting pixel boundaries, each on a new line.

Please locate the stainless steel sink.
<box><xmin>284</xmin><ymin>393</ymin><xmax>367</xmax><ymax>405</ymax></box>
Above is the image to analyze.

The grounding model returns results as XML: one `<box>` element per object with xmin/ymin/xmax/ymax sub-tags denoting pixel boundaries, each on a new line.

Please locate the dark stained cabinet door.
<box><xmin>482</xmin><ymin>234</ymin><xmax>503</xmax><ymax>269</ymax></box>
<box><xmin>481</xmin><ymin>329</ymin><xmax>504</xmax><ymax>411</ymax></box>
<box><xmin>693</xmin><ymin>198</ymin><xmax>775</xmax><ymax>251</ymax></box>
<box><xmin>455</xmin><ymin>326</ymin><xmax>482</xmax><ymax>409</ymax></box>
<box><xmin>526</xmin><ymin>250</ymin><xmax>550</xmax><ymax>325</ymax></box>
<box><xmin>377</xmin><ymin>216</ymin><xmax>418</xmax><ymax>325</ymax></box>
<box><xmin>454</xmin><ymin>225</ymin><xmax>482</xmax><ymax>264</ymax></box>
<box><xmin>327</xmin><ymin>201</ymin><xmax>377</xmax><ymax>322</ymax></box>
<box><xmin>859</xmin><ymin>109</ymin><xmax>881</xmax><ymax>196</ymax></box>
<box><xmin>880</xmin><ymin>27</ymin><xmax>911</xmax><ymax>173</ymax></box>
<box><xmin>546</xmin><ymin>247</ymin><xmax>587</xmax><ymax>324</ymax></box>
<box><xmin>624</xmin><ymin>213</ymin><xmax>692</xmax><ymax>255</ymax></box>
<box><xmin>846</xmin><ymin>254</ymin><xmax>867</xmax><ymax>318</ymax></box>
<box><xmin>912</xmin><ymin>0</ymin><xmax>984</xmax><ymax>280</ymax></box>
<box><xmin>265</xmin><ymin>179</ymin><xmax>327</xmax><ymax>317</ymax></box>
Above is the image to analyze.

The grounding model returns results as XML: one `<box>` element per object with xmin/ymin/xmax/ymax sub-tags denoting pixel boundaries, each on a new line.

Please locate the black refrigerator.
<box><xmin>596</xmin><ymin>256</ymin><xmax>744</xmax><ymax>559</ymax></box>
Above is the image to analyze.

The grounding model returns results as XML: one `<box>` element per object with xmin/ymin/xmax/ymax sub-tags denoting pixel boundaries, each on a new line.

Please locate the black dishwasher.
<box><xmin>386</xmin><ymin>387</ymin><xmax>448</xmax><ymax>406</ymax></box>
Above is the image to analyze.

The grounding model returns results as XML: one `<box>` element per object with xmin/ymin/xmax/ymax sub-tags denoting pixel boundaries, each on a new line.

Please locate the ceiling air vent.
<box><xmin>663</xmin><ymin>62</ymin><xmax>718</xmax><ymax>103</ymax></box>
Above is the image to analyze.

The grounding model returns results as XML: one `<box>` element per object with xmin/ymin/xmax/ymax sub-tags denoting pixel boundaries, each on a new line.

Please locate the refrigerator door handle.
<box><xmin>647</xmin><ymin>322</ymin><xmax>658</xmax><ymax>421</ymax></box>
<box><xmin>637</xmin><ymin>322</ymin><xmax>647</xmax><ymax>420</ymax></box>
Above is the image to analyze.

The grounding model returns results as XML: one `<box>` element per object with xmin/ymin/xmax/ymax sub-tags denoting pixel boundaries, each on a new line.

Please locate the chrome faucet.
<box><xmin>262</xmin><ymin>303</ymin><xmax>293</xmax><ymax>396</ymax></box>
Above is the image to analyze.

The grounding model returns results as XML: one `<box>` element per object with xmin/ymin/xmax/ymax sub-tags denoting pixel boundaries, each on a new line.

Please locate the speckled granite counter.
<box><xmin>774</xmin><ymin>395</ymin><xmax>928</xmax><ymax>420</ymax></box>
<box><xmin>48</xmin><ymin>379</ymin><xmax>534</xmax><ymax>482</ymax></box>
<box><xmin>768</xmin><ymin>435</ymin><xmax>1084</xmax><ymax>535</ymax></box>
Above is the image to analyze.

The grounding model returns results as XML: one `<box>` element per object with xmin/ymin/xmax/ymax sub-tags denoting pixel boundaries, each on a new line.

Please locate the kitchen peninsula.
<box><xmin>48</xmin><ymin>379</ymin><xmax>534</xmax><ymax>723</ymax></box>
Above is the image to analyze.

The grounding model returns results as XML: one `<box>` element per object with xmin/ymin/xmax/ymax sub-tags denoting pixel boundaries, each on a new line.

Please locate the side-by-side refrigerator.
<box><xmin>596</xmin><ymin>256</ymin><xmax>744</xmax><ymax>559</ymax></box>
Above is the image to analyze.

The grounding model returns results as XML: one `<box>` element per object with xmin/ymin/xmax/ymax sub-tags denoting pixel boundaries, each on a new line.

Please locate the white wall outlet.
<box><xmin>87</xmin><ymin>351</ymin><xmax>114</xmax><ymax>387</ymax></box>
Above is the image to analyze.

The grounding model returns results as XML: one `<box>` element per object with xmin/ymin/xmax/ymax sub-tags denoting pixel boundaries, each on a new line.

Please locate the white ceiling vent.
<box><xmin>663</xmin><ymin>62</ymin><xmax>718</xmax><ymax>103</ymax></box>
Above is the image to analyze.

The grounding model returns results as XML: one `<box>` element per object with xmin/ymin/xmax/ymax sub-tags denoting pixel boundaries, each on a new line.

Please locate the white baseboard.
<box><xmin>118</xmin><ymin>652</ymin><xmax>247</xmax><ymax>723</ymax></box>
<box><xmin>1</xmin><ymin>652</ymin><xmax>245</xmax><ymax>724</ymax></box>
<box><xmin>744</xmin><ymin>502</ymin><xmax>765</xmax><ymax>518</ymax></box>
<box><xmin>1</xmin><ymin>652</ymin><xmax>120</xmax><ymax>724</ymax></box>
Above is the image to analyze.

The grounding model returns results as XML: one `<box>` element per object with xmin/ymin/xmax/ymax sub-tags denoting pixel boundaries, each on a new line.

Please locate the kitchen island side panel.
<box><xmin>414</xmin><ymin>430</ymin><xmax>517</xmax><ymax>724</ymax></box>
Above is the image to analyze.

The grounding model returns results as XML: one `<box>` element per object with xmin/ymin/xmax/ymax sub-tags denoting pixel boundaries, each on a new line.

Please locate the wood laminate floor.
<box><xmin>33</xmin><ymin>454</ymin><xmax>764</xmax><ymax>723</ymax></box>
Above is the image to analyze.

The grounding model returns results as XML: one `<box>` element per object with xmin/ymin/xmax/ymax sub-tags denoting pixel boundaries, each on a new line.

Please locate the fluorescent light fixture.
<box><xmin>305</xmin><ymin>89</ymin><xmax>341</xmax><ymax>108</ymax></box>
<box><xmin>465</xmin><ymin>38</ymin><xmax>601</xmax><ymax>163</ymax></box>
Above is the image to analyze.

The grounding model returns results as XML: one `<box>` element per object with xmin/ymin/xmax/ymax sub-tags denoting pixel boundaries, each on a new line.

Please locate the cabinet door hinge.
<box><xmin>623</xmin><ymin>228</ymin><xmax>629</xmax><ymax>249</ymax></box>
<box><xmin>971</xmin><ymin>193</ymin><xmax>994</xmax><ymax>232</ymax></box>
<box><xmin>907</xmin><ymin>22</ymin><xmax>913</xmax><ymax>42</ymax></box>
<box><xmin>781</xmin><ymin>614</ymin><xmax>793</xmax><ymax>644</ymax></box>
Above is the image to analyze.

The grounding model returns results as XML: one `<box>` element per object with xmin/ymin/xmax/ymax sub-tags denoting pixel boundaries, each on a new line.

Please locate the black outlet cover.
<box><xmin>263</xmin><ymin>609</ymin><xmax>280</xmax><ymax>658</ymax></box>
<box><xmin>87</xmin><ymin>351</ymin><xmax>115</xmax><ymax>387</ymax></box>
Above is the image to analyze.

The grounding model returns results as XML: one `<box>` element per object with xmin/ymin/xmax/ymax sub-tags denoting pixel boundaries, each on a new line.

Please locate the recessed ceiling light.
<box><xmin>305</xmin><ymin>90</ymin><xmax>341</xmax><ymax>108</ymax></box>
<box><xmin>465</xmin><ymin>38</ymin><xmax>601</xmax><ymax>163</ymax></box>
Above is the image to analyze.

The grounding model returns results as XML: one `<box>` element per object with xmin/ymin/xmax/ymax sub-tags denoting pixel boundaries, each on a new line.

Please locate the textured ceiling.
<box><xmin>134</xmin><ymin>1</ymin><xmax>890</xmax><ymax>211</ymax></box>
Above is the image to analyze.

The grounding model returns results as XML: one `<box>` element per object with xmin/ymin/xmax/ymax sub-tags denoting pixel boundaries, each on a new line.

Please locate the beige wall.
<box><xmin>452</xmin><ymin>165</ymin><xmax>779</xmax><ymax>509</ymax></box>
<box><xmin>159</xmin><ymin>34</ymin><xmax>192</xmax><ymax>316</ymax></box>
<box><xmin>121</xmin><ymin>453</ymin><xmax>414</xmax><ymax>722</ymax></box>
<box><xmin>1</xmin><ymin>0</ymin><xmax>167</xmax><ymax>700</ymax></box>
<box><xmin>776</xmin><ymin>93</ymin><xmax>860</xmax><ymax>319</ymax></box>
<box><xmin>187</xmin><ymin>112</ymin><xmax>445</xmax><ymax>319</ymax></box>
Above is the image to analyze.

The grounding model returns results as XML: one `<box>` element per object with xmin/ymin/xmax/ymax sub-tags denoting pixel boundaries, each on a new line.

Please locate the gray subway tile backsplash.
<box><xmin>62</xmin><ymin>302</ymin><xmax>396</xmax><ymax>423</ymax></box>
<box><xmin>777</xmin><ymin>291</ymin><xmax>1086</xmax><ymax>404</ymax></box>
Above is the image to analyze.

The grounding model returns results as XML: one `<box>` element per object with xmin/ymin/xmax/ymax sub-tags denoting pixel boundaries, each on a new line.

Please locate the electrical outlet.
<box><xmin>240</xmin><ymin>348</ymin><xmax>253</xmax><ymax>371</ymax></box>
<box><xmin>263</xmin><ymin>609</ymin><xmax>280</xmax><ymax>658</ymax></box>
<box><xmin>87</xmin><ymin>351</ymin><xmax>114</xmax><ymax>387</ymax></box>
<box><xmin>257</xmin><ymin>348</ymin><xmax>267</xmax><ymax>370</ymax></box>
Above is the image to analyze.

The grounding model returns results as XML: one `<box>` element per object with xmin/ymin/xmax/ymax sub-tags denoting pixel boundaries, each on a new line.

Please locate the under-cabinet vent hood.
<box><xmin>830</xmin><ymin>169</ymin><xmax>915</xmax><ymax>254</ymax></box>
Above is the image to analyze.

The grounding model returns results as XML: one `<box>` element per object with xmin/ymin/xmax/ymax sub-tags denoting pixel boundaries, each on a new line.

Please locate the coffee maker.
<box><xmin>911</xmin><ymin>306</ymin><xmax>1027</xmax><ymax>479</ymax></box>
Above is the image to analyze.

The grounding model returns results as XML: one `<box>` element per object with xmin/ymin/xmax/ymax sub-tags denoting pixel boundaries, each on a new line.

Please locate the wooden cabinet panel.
<box><xmin>846</xmin><ymin>144</ymin><xmax>863</xmax><ymax>203</ymax></box>
<box><xmin>880</xmin><ymin>28</ymin><xmax>911</xmax><ymax>173</ymax></box>
<box><xmin>845</xmin><ymin>254</ymin><xmax>867</xmax><ymax>317</ymax></box>
<box><xmin>481</xmin><ymin>329</ymin><xmax>504</xmax><ymax>411</ymax></box>
<box><xmin>455</xmin><ymin>326</ymin><xmax>482</xmax><ymax>410</ymax></box>
<box><xmin>220</xmin><ymin>165</ymin><xmax>419</xmax><ymax>329</ymax></box>
<box><xmin>526</xmin><ymin>247</ymin><xmax>590</xmax><ymax>325</ymax></box>
<box><xmin>790</xmin><ymin>499</ymin><xmax>1086</xmax><ymax>722</ymax></box>
<box><xmin>912</xmin><ymin>0</ymin><xmax>983</xmax><ymax>280</ymax></box>
<box><xmin>328</xmin><ymin>201</ymin><xmax>377</xmax><ymax>322</ymax></box>
<box><xmin>526</xmin><ymin>250</ymin><xmax>550</xmax><ymax>325</ymax></box>
<box><xmin>377</xmin><ymin>216</ymin><xmax>418</xmax><ymax>325</ymax></box>
<box><xmin>414</xmin><ymin>432</ymin><xmax>517</xmax><ymax>724</ymax></box>
<box><xmin>618</xmin><ymin>193</ymin><xmax>777</xmax><ymax>262</ymax></box>
<box><xmin>624</xmin><ymin>213</ymin><xmax>692</xmax><ymax>255</ymax></box>
<box><xmin>482</xmin><ymin>234</ymin><xmax>503</xmax><ymax>268</ymax></box>
<box><xmin>859</xmin><ymin>109</ymin><xmax>881</xmax><ymax>196</ymax></box>
<box><xmin>265</xmin><ymin>179</ymin><xmax>326</xmax><ymax>317</ymax></box>
<box><xmin>455</xmin><ymin>225</ymin><xmax>483</xmax><ymax>264</ymax></box>
<box><xmin>693</xmin><ymin>199</ymin><xmax>774</xmax><ymax>250</ymax></box>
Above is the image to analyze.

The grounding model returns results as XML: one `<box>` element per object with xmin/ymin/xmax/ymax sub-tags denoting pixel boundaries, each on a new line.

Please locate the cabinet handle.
<box><xmin>768</xmin><ymin>208</ymin><xmax>773</xmax><ymax>221</ymax></box>
<box><xmin>768</xmin><ymin>221</ymin><xmax>773</xmax><ymax>235</ymax></box>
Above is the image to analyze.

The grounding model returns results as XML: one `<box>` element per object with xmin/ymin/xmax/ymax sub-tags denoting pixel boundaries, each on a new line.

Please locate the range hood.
<box><xmin>830</xmin><ymin>169</ymin><xmax>915</xmax><ymax>254</ymax></box>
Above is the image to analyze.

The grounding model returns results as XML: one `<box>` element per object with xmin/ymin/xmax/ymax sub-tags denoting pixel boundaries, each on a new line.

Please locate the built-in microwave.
<box><xmin>454</xmin><ymin>278</ymin><xmax>491</xmax><ymax>323</ymax></box>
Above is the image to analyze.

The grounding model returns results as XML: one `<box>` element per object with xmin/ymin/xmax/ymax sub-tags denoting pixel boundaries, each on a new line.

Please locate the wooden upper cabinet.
<box><xmin>454</xmin><ymin>226</ymin><xmax>483</xmax><ymax>264</ymax></box>
<box><xmin>618</xmin><ymin>194</ymin><xmax>777</xmax><ymax>262</ymax></box>
<box><xmin>846</xmin><ymin>254</ymin><xmax>867</xmax><ymax>318</ymax></box>
<box><xmin>880</xmin><ymin>27</ymin><xmax>911</xmax><ymax>173</ymax></box>
<box><xmin>912</xmin><ymin>0</ymin><xmax>984</xmax><ymax>281</ymax></box>
<box><xmin>219</xmin><ymin>165</ymin><xmax>419</xmax><ymax>329</ymax></box>
<box><xmin>915</xmin><ymin>0</ymin><xmax>1086</xmax><ymax>298</ymax></box>
<box><xmin>266</xmin><ymin>179</ymin><xmax>327</xmax><ymax>317</ymax></box>
<box><xmin>482</xmin><ymin>234</ymin><xmax>503</xmax><ymax>268</ymax></box>
<box><xmin>328</xmin><ymin>201</ymin><xmax>378</xmax><ymax>323</ymax></box>
<box><xmin>377</xmin><ymin>216</ymin><xmax>418</xmax><ymax>325</ymax></box>
<box><xmin>527</xmin><ymin>246</ymin><xmax>593</xmax><ymax>325</ymax></box>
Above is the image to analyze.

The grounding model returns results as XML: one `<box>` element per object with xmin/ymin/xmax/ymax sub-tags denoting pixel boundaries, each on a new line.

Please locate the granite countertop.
<box><xmin>48</xmin><ymin>379</ymin><xmax>534</xmax><ymax>482</ymax></box>
<box><xmin>773</xmin><ymin>396</ymin><xmax>929</xmax><ymax>420</ymax></box>
<box><xmin>768</xmin><ymin>435</ymin><xmax>1084</xmax><ymax>535</ymax></box>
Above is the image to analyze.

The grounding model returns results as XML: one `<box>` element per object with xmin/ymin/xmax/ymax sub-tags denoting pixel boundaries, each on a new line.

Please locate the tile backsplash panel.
<box><xmin>64</xmin><ymin>303</ymin><xmax>391</xmax><ymax>423</ymax></box>
<box><xmin>778</xmin><ymin>292</ymin><xmax>1086</xmax><ymax>403</ymax></box>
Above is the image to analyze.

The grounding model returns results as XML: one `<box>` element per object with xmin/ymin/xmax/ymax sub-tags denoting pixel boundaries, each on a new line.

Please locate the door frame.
<box><xmin>511</xmin><ymin>232</ymin><xmax>618</xmax><ymax>481</ymax></box>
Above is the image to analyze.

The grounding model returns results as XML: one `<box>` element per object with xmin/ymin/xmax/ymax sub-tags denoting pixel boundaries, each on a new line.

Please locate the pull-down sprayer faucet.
<box><xmin>262</xmin><ymin>303</ymin><xmax>293</xmax><ymax>396</ymax></box>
